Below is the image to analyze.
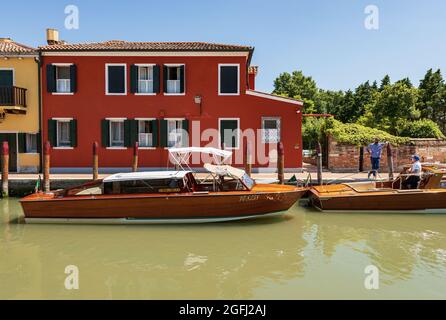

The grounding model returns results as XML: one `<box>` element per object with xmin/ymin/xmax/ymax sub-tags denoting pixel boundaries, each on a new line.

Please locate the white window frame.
<box><xmin>106</xmin><ymin>118</ymin><xmax>127</xmax><ymax>149</ymax></box>
<box><xmin>261</xmin><ymin>117</ymin><xmax>281</xmax><ymax>144</ymax></box>
<box><xmin>135</xmin><ymin>64</ymin><xmax>156</xmax><ymax>96</ymax></box>
<box><xmin>105</xmin><ymin>63</ymin><xmax>127</xmax><ymax>96</ymax></box>
<box><xmin>164</xmin><ymin>118</ymin><xmax>185</xmax><ymax>149</ymax></box>
<box><xmin>218</xmin><ymin>118</ymin><xmax>240</xmax><ymax>150</ymax></box>
<box><xmin>53</xmin><ymin>117</ymin><xmax>74</xmax><ymax>149</ymax></box>
<box><xmin>164</xmin><ymin>64</ymin><xmax>185</xmax><ymax>96</ymax></box>
<box><xmin>0</xmin><ymin>68</ymin><xmax>15</xmax><ymax>86</ymax></box>
<box><xmin>136</xmin><ymin>118</ymin><xmax>156</xmax><ymax>149</ymax></box>
<box><xmin>52</xmin><ymin>63</ymin><xmax>74</xmax><ymax>95</ymax></box>
<box><xmin>218</xmin><ymin>64</ymin><xmax>240</xmax><ymax>96</ymax></box>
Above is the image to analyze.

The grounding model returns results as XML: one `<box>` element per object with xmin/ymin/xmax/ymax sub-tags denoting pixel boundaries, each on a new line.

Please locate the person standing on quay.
<box><xmin>366</xmin><ymin>138</ymin><xmax>387</xmax><ymax>179</ymax></box>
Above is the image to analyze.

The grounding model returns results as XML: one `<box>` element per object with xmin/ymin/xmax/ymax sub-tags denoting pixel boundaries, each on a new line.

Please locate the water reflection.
<box><xmin>1</xmin><ymin>199</ymin><xmax>446</xmax><ymax>299</ymax></box>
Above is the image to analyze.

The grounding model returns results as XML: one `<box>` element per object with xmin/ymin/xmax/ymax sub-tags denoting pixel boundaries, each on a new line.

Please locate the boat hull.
<box><xmin>20</xmin><ymin>185</ymin><xmax>306</xmax><ymax>224</ymax></box>
<box><xmin>309</xmin><ymin>188</ymin><xmax>446</xmax><ymax>213</ymax></box>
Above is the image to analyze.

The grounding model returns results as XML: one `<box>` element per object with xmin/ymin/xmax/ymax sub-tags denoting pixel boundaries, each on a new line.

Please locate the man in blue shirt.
<box><xmin>366</xmin><ymin>138</ymin><xmax>387</xmax><ymax>179</ymax></box>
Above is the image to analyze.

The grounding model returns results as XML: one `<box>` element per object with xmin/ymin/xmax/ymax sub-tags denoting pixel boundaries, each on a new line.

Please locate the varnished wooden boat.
<box><xmin>21</xmin><ymin>167</ymin><xmax>306</xmax><ymax>224</ymax></box>
<box><xmin>309</xmin><ymin>165</ymin><xmax>446</xmax><ymax>213</ymax></box>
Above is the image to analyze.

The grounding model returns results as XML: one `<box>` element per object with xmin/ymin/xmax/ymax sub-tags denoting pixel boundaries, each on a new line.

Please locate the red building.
<box><xmin>40</xmin><ymin>30</ymin><xmax>303</xmax><ymax>172</ymax></box>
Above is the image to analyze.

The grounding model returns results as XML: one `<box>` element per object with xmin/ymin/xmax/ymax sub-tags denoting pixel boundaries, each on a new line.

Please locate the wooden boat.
<box><xmin>20</xmin><ymin>148</ymin><xmax>306</xmax><ymax>224</ymax></box>
<box><xmin>309</xmin><ymin>164</ymin><xmax>446</xmax><ymax>213</ymax></box>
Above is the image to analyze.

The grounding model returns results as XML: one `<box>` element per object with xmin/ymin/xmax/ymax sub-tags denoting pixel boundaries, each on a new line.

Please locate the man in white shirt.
<box><xmin>403</xmin><ymin>155</ymin><xmax>422</xmax><ymax>189</ymax></box>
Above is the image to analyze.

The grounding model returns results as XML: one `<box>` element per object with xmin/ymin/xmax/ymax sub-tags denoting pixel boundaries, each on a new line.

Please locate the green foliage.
<box><xmin>273</xmin><ymin>71</ymin><xmax>318</xmax><ymax>102</ymax></box>
<box><xmin>302</xmin><ymin>117</ymin><xmax>325</xmax><ymax>148</ymax></box>
<box><xmin>324</xmin><ymin>118</ymin><xmax>409</xmax><ymax>146</ymax></box>
<box><xmin>398</xmin><ymin>119</ymin><xmax>445</xmax><ymax>139</ymax></box>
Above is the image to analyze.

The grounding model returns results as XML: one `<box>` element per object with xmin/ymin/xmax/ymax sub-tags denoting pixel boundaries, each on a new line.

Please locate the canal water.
<box><xmin>1</xmin><ymin>198</ymin><xmax>445</xmax><ymax>300</ymax></box>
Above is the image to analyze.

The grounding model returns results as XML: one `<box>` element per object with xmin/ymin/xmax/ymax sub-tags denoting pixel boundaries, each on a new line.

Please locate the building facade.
<box><xmin>0</xmin><ymin>38</ymin><xmax>40</xmax><ymax>172</ymax></box>
<box><xmin>40</xmin><ymin>30</ymin><xmax>303</xmax><ymax>172</ymax></box>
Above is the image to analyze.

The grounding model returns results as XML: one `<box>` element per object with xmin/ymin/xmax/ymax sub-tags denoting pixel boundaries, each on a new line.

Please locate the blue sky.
<box><xmin>2</xmin><ymin>0</ymin><xmax>446</xmax><ymax>92</ymax></box>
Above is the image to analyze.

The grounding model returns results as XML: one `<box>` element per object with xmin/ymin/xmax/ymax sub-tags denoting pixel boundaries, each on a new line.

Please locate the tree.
<box><xmin>273</xmin><ymin>71</ymin><xmax>318</xmax><ymax>101</ymax></box>
<box><xmin>379</xmin><ymin>75</ymin><xmax>391</xmax><ymax>90</ymax></box>
<box><xmin>351</xmin><ymin>81</ymin><xmax>378</xmax><ymax>123</ymax></box>
<box><xmin>418</xmin><ymin>69</ymin><xmax>446</xmax><ymax>130</ymax></box>
<box><xmin>395</xmin><ymin>77</ymin><xmax>413</xmax><ymax>87</ymax></box>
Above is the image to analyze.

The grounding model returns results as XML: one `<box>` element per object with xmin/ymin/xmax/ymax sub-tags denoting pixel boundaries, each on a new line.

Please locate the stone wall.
<box><xmin>325</xmin><ymin>136</ymin><xmax>446</xmax><ymax>173</ymax></box>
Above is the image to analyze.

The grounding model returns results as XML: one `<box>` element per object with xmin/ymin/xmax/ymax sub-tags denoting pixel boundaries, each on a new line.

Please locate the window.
<box><xmin>138</xmin><ymin>66</ymin><xmax>154</xmax><ymax>93</ymax></box>
<box><xmin>262</xmin><ymin>117</ymin><xmax>281</xmax><ymax>143</ymax></box>
<box><xmin>164</xmin><ymin>65</ymin><xmax>184</xmax><ymax>94</ymax></box>
<box><xmin>138</xmin><ymin>120</ymin><xmax>154</xmax><ymax>147</ymax></box>
<box><xmin>167</xmin><ymin>120</ymin><xmax>183</xmax><ymax>147</ymax></box>
<box><xmin>56</xmin><ymin>66</ymin><xmax>71</xmax><ymax>93</ymax></box>
<box><xmin>219</xmin><ymin>64</ymin><xmax>239</xmax><ymax>95</ymax></box>
<box><xmin>25</xmin><ymin>134</ymin><xmax>37</xmax><ymax>153</ymax></box>
<box><xmin>57</xmin><ymin>121</ymin><xmax>71</xmax><ymax>147</ymax></box>
<box><xmin>110</xmin><ymin>120</ymin><xmax>125</xmax><ymax>147</ymax></box>
<box><xmin>106</xmin><ymin>64</ymin><xmax>126</xmax><ymax>95</ymax></box>
<box><xmin>219</xmin><ymin>119</ymin><xmax>240</xmax><ymax>149</ymax></box>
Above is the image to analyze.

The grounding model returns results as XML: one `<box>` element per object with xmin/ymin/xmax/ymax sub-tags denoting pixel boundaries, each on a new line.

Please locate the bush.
<box><xmin>398</xmin><ymin>119</ymin><xmax>445</xmax><ymax>139</ymax></box>
<box><xmin>324</xmin><ymin>118</ymin><xmax>409</xmax><ymax>146</ymax></box>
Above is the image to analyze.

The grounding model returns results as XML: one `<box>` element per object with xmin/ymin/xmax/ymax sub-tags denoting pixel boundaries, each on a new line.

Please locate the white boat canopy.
<box><xmin>104</xmin><ymin>171</ymin><xmax>192</xmax><ymax>183</ymax></box>
<box><xmin>204</xmin><ymin>163</ymin><xmax>246</xmax><ymax>179</ymax></box>
<box><xmin>168</xmin><ymin>147</ymin><xmax>232</xmax><ymax>171</ymax></box>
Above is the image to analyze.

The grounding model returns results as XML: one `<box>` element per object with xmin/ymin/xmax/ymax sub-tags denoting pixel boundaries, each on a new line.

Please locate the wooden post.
<box><xmin>132</xmin><ymin>142</ymin><xmax>139</xmax><ymax>172</ymax></box>
<box><xmin>277</xmin><ymin>142</ymin><xmax>284</xmax><ymax>184</ymax></box>
<box><xmin>92</xmin><ymin>141</ymin><xmax>99</xmax><ymax>180</ymax></box>
<box><xmin>43</xmin><ymin>141</ymin><xmax>51</xmax><ymax>192</ymax></box>
<box><xmin>2</xmin><ymin>141</ymin><xmax>9</xmax><ymax>197</ymax></box>
<box><xmin>316</xmin><ymin>142</ymin><xmax>323</xmax><ymax>186</ymax></box>
<box><xmin>387</xmin><ymin>143</ymin><xmax>394</xmax><ymax>181</ymax></box>
<box><xmin>244</xmin><ymin>142</ymin><xmax>252</xmax><ymax>177</ymax></box>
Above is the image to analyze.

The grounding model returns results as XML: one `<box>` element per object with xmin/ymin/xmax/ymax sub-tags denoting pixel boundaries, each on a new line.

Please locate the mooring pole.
<box><xmin>278</xmin><ymin>142</ymin><xmax>284</xmax><ymax>184</ymax></box>
<box><xmin>43</xmin><ymin>141</ymin><xmax>51</xmax><ymax>192</ymax></box>
<box><xmin>245</xmin><ymin>141</ymin><xmax>252</xmax><ymax>177</ymax></box>
<box><xmin>93</xmin><ymin>141</ymin><xmax>99</xmax><ymax>180</ymax></box>
<box><xmin>387</xmin><ymin>143</ymin><xmax>394</xmax><ymax>181</ymax></box>
<box><xmin>316</xmin><ymin>142</ymin><xmax>323</xmax><ymax>186</ymax></box>
<box><xmin>2</xmin><ymin>141</ymin><xmax>9</xmax><ymax>197</ymax></box>
<box><xmin>132</xmin><ymin>142</ymin><xmax>139</xmax><ymax>172</ymax></box>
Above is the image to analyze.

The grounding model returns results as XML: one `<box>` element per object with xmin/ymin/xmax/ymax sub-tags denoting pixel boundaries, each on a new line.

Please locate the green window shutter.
<box><xmin>179</xmin><ymin>65</ymin><xmax>185</xmax><ymax>93</ymax></box>
<box><xmin>130</xmin><ymin>65</ymin><xmax>138</xmax><ymax>93</ymax></box>
<box><xmin>101</xmin><ymin>119</ymin><xmax>110</xmax><ymax>147</ymax></box>
<box><xmin>70</xmin><ymin>119</ymin><xmax>77</xmax><ymax>147</ymax></box>
<box><xmin>46</xmin><ymin>64</ymin><xmax>56</xmax><ymax>93</ymax></box>
<box><xmin>70</xmin><ymin>64</ymin><xmax>77</xmax><ymax>93</ymax></box>
<box><xmin>153</xmin><ymin>65</ymin><xmax>160</xmax><ymax>94</ymax></box>
<box><xmin>182</xmin><ymin>119</ymin><xmax>189</xmax><ymax>147</ymax></box>
<box><xmin>18</xmin><ymin>133</ymin><xmax>27</xmax><ymax>153</ymax></box>
<box><xmin>48</xmin><ymin>119</ymin><xmax>57</xmax><ymax>147</ymax></box>
<box><xmin>151</xmin><ymin>119</ymin><xmax>159</xmax><ymax>147</ymax></box>
<box><xmin>159</xmin><ymin>119</ymin><xmax>168</xmax><ymax>148</ymax></box>
<box><xmin>124</xmin><ymin>119</ymin><xmax>135</xmax><ymax>147</ymax></box>
<box><xmin>163</xmin><ymin>65</ymin><xmax>168</xmax><ymax>93</ymax></box>
<box><xmin>130</xmin><ymin>119</ymin><xmax>138</xmax><ymax>146</ymax></box>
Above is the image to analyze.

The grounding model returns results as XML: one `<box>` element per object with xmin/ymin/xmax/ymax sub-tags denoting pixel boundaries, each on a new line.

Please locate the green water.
<box><xmin>0</xmin><ymin>198</ymin><xmax>445</xmax><ymax>300</ymax></box>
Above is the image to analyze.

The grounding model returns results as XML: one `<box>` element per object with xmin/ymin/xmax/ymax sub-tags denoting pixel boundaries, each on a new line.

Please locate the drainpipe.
<box><xmin>37</xmin><ymin>52</ymin><xmax>43</xmax><ymax>173</ymax></box>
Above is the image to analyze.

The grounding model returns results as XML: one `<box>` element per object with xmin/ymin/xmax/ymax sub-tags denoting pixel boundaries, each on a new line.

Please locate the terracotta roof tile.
<box><xmin>39</xmin><ymin>40</ymin><xmax>253</xmax><ymax>52</ymax></box>
<box><xmin>0</xmin><ymin>38</ymin><xmax>37</xmax><ymax>55</ymax></box>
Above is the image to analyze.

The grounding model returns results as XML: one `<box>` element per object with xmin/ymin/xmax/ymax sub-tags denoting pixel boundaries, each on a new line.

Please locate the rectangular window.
<box><xmin>219</xmin><ymin>119</ymin><xmax>240</xmax><ymax>149</ymax></box>
<box><xmin>165</xmin><ymin>65</ymin><xmax>184</xmax><ymax>94</ymax></box>
<box><xmin>57</xmin><ymin>121</ymin><xmax>71</xmax><ymax>147</ymax></box>
<box><xmin>138</xmin><ymin>66</ymin><xmax>154</xmax><ymax>93</ymax></box>
<box><xmin>25</xmin><ymin>134</ymin><xmax>38</xmax><ymax>153</ymax></box>
<box><xmin>262</xmin><ymin>117</ymin><xmax>281</xmax><ymax>143</ymax></box>
<box><xmin>56</xmin><ymin>66</ymin><xmax>71</xmax><ymax>93</ymax></box>
<box><xmin>106</xmin><ymin>64</ymin><xmax>126</xmax><ymax>95</ymax></box>
<box><xmin>110</xmin><ymin>120</ymin><xmax>125</xmax><ymax>147</ymax></box>
<box><xmin>167</xmin><ymin>120</ymin><xmax>183</xmax><ymax>148</ymax></box>
<box><xmin>138</xmin><ymin>120</ymin><xmax>154</xmax><ymax>147</ymax></box>
<box><xmin>219</xmin><ymin>64</ymin><xmax>239</xmax><ymax>95</ymax></box>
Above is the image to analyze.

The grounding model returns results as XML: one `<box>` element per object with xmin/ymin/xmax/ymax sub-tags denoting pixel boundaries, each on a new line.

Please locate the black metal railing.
<box><xmin>0</xmin><ymin>86</ymin><xmax>27</xmax><ymax>108</ymax></box>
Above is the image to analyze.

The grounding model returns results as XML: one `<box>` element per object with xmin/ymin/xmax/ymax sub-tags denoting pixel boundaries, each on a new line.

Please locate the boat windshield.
<box><xmin>203</xmin><ymin>163</ymin><xmax>255</xmax><ymax>191</ymax></box>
